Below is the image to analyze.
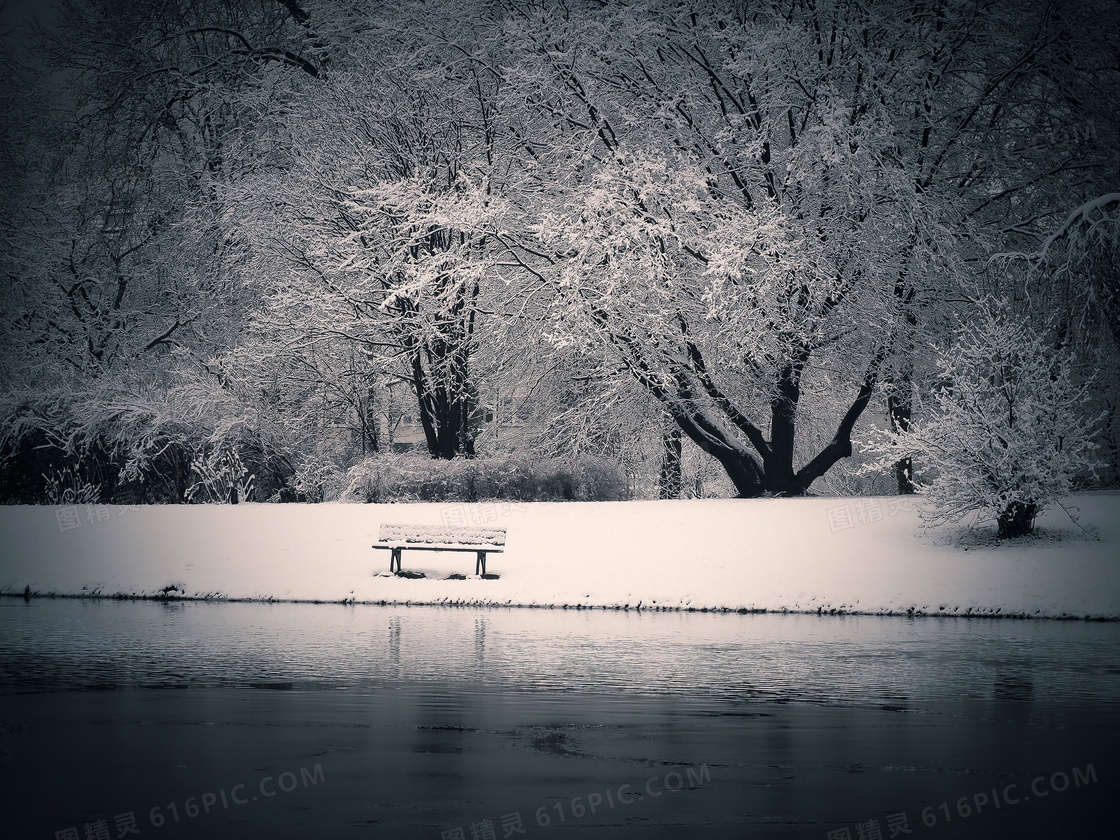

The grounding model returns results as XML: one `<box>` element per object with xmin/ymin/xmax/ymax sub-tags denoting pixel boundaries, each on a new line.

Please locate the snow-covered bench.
<box><xmin>372</xmin><ymin>524</ymin><xmax>506</xmax><ymax>576</ymax></box>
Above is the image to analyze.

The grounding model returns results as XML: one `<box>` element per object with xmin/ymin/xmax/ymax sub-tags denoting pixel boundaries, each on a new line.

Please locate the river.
<box><xmin>1</xmin><ymin>599</ymin><xmax>1116</xmax><ymax>838</ymax></box>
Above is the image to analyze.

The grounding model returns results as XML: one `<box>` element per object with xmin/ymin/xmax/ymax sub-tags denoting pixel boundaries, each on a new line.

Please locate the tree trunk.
<box><xmin>624</xmin><ymin>319</ymin><xmax>884</xmax><ymax>499</ymax></box>
<box><xmin>434</xmin><ymin>386</ymin><xmax>457</xmax><ymax>459</ymax></box>
<box><xmin>763</xmin><ymin>362</ymin><xmax>802</xmax><ymax>494</ymax></box>
<box><xmin>658</xmin><ymin>422</ymin><xmax>682</xmax><ymax>499</ymax></box>
<box><xmin>410</xmin><ymin>344</ymin><xmax>442</xmax><ymax>457</ymax></box>
<box><xmin>405</xmin><ymin>282</ymin><xmax>477</xmax><ymax>460</ymax></box>
<box><xmin>997</xmin><ymin>501</ymin><xmax>1038</xmax><ymax>538</ymax></box>
<box><xmin>458</xmin><ymin>388</ymin><xmax>476</xmax><ymax>457</ymax></box>
<box><xmin>415</xmin><ymin>377</ymin><xmax>476</xmax><ymax>460</ymax></box>
<box><xmin>662</xmin><ymin>355</ymin><xmax>881</xmax><ymax>500</ymax></box>
<box><xmin>361</xmin><ymin>387</ymin><xmax>380</xmax><ymax>456</ymax></box>
<box><xmin>893</xmin><ymin>455</ymin><xmax>914</xmax><ymax>495</ymax></box>
<box><xmin>886</xmin><ymin>376</ymin><xmax>914</xmax><ymax>494</ymax></box>
<box><xmin>665</xmin><ymin>407</ymin><xmax>764</xmax><ymax>497</ymax></box>
<box><xmin>172</xmin><ymin>443</ymin><xmax>187</xmax><ymax>503</ymax></box>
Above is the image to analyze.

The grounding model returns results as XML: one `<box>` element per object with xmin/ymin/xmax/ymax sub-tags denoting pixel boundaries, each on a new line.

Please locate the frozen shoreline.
<box><xmin>2</xmin><ymin>493</ymin><xmax>1118</xmax><ymax>620</ymax></box>
<box><xmin>6</xmin><ymin>591</ymin><xmax>1119</xmax><ymax>621</ymax></box>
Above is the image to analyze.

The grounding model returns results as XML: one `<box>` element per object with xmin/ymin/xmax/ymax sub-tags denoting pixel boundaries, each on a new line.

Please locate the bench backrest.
<box><xmin>378</xmin><ymin>523</ymin><xmax>506</xmax><ymax>547</ymax></box>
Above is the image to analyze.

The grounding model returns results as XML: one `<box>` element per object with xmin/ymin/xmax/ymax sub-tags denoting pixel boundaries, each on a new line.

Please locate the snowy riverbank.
<box><xmin>2</xmin><ymin>494</ymin><xmax>1118</xmax><ymax>619</ymax></box>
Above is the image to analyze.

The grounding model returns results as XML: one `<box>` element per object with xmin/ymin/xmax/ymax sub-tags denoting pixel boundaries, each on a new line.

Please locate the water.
<box><xmin>1</xmin><ymin>599</ymin><xmax>1118</xmax><ymax>838</ymax></box>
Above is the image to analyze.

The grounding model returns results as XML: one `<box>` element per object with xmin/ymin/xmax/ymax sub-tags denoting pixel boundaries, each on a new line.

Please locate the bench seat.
<box><xmin>372</xmin><ymin>524</ymin><xmax>506</xmax><ymax>575</ymax></box>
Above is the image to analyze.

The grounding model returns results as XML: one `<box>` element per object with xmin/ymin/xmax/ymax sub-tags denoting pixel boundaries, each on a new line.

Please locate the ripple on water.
<box><xmin>1</xmin><ymin>598</ymin><xmax>1119</xmax><ymax>707</ymax></box>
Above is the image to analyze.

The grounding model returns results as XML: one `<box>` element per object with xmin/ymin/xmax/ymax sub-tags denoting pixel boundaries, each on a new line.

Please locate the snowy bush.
<box><xmin>864</xmin><ymin>302</ymin><xmax>1102</xmax><ymax>537</ymax></box>
<box><xmin>567</xmin><ymin>455</ymin><xmax>632</xmax><ymax>501</ymax></box>
<box><xmin>286</xmin><ymin>457</ymin><xmax>345</xmax><ymax>503</ymax></box>
<box><xmin>339</xmin><ymin>454</ymin><xmax>450</xmax><ymax>503</ymax></box>
<box><xmin>185</xmin><ymin>448</ymin><xmax>255</xmax><ymax>504</ymax></box>
<box><xmin>337</xmin><ymin>453</ymin><xmax>631</xmax><ymax>503</ymax></box>
<box><xmin>42</xmin><ymin>466</ymin><xmax>100</xmax><ymax>505</ymax></box>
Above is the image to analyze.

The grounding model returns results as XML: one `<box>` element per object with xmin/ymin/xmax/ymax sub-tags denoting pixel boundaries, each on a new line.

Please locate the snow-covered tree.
<box><xmin>4</xmin><ymin>0</ymin><xmax>1117</xmax><ymax>502</ymax></box>
<box><xmin>865</xmin><ymin>300</ymin><xmax>1102</xmax><ymax>537</ymax></box>
<box><xmin>0</xmin><ymin>0</ymin><xmax>321</xmax><ymax>501</ymax></box>
<box><xmin>1033</xmin><ymin>195</ymin><xmax>1120</xmax><ymax>351</ymax></box>
<box><xmin>489</xmin><ymin>0</ymin><xmax>1120</xmax><ymax>498</ymax></box>
<box><xmin>500</xmin><ymin>0</ymin><xmax>970</xmax><ymax>497</ymax></box>
<box><xmin>226</xmin><ymin>12</ymin><xmax>518</xmax><ymax>461</ymax></box>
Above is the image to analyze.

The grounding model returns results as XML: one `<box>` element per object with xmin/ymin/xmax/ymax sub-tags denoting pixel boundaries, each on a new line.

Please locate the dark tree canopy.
<box><xmin>1</xmin><ymin>0</ymin><xmax>1117</xmax><ymax>502</ymax></box>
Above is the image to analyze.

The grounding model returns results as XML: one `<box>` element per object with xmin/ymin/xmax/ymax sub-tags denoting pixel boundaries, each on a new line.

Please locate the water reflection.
<box><xmin>475</xmin><ymin>616</ymin><xmax>487</xmax><ymax>667</ymax></box>
<box><xmin>0</xmin><ymin>599</ymin><xmax>1118</xmax><ymax>707</ymax></box>
<box><xmin>2</xmin><ymin>599</ymin><xmax>1118</xmax><ymax>839</ymax></box>
<box><xmin>388</xmin><ymin>614</ymin><xmax>401</xmax><ymax>673</ymax></box>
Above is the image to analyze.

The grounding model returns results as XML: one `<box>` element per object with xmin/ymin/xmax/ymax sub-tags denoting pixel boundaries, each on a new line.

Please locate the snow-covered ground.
<box><xmin>1</xmin><ymin>493</ymin><xmax>1118</xmax><ymax>619</ymax></box>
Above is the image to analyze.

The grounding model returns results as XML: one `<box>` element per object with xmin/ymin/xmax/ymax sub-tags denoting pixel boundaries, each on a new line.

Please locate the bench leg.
<box><xmin>391</xmin><ymin>547</ymin><xmax>401</xmax><ymax>573</ymax></box>
<box><xmin>476</xmin><ymin>551</ymin><xmax>486</xmax><ymax>576</ymax></box>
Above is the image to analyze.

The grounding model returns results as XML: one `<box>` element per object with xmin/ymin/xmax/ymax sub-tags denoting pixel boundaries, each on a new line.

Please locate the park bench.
<box><xmin>372</xmin><ymin>524</ymin><xmax>506</xmax><ymax>576</ymax></box>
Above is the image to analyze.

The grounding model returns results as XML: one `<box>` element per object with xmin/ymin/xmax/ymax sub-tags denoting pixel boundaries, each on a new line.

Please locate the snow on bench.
<box><xmin>372</xmin><ymin>524</ymin><xmax>506</xmax><ymax>576</ymax></box>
